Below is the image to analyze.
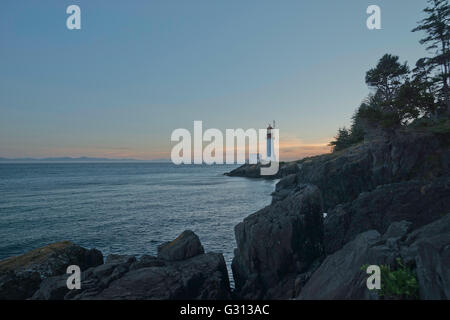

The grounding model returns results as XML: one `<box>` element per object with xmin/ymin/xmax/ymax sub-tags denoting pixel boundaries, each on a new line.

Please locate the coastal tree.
<box><xmin>412</xmin><ymin>57</ymin><xmax>439</xmax><ymax>95</ymax></box>
<box><xmin>329</xmin><ymin>127</ymin><xmax>352</xmax><ymax>152</ymax></box>
<box><xmin>412</xmin><ymin>0</ymin><xmax>450</xmax><ymax>115</ymax></box>
<box><xmin>395</xmin><ymin>80</ymin><xmax>436</xmax><ymax>122</ymax></box>
<box><xmin>365</xmin><ymin>54</ymin><xmax>409</xmax><ymax>106</ymax></box>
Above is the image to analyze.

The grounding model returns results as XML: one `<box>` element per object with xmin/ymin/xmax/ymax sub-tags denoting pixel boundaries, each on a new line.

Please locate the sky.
<box><xmin>0</xmin><ymin>0</ymin><xmax>432</xmax><ymax>160</ymax></box>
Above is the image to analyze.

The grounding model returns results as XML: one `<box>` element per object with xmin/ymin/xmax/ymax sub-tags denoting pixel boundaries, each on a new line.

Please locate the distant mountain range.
<box><xmin>0</xmin><ymin>157</ymin><xmax>171</xmax><ymax>163</ymax></box>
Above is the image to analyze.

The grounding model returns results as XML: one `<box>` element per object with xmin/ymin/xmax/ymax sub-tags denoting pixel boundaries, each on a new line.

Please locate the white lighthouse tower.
<box><xmin>266</xmin><ymin>121</ymin><xmax>275</xmax><ymax>160</ymax></box>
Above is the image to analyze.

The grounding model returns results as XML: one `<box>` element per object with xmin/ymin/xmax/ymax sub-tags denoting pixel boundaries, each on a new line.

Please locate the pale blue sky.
<box><xmin>0</xmin><ymin>0</ymin><xmax>431</xmax><ymax>159</ymax></box>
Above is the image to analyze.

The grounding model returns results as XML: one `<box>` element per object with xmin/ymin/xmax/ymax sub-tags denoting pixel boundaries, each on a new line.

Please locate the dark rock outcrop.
<box><xmin>157</xmin><ymin>230</ymin><xmax>204</xmax><ymax>261</ymax></box>
<box><xmin>324</xmin><ymin>177</ymin><xmax>450</xmax><ymax>254</ymax></box>
<box><xmin>271</xmin><ymin>173</ymin><xmax>300</xmax><ymax>203</ymax></box>
<box><xmin>0</xmin><ymin>241</ymin><xmax>103</xmax><ymax>300</ymax></box>
<box><xmin>71</xmin><ymin>253</ymin><xmax>230</xmax><ymax>300</ymax></box>
<box><xmin>298</xmin><ymin>230</ymin><xmax>383</xmax><ymax>300</ymax></box>
<box><xmin>280</xmin><ymin>130</ymin><xmax>449</xmax><ymax>210</ymax></box>
<box><xmin>400</xmin><ymin>213</ymin><xmax>450</xmax><ymax>299</ymax></box>
<box><xmin>229</xmin><ymin>127</ymin><xmax>450</xmax><ymax>300</ymax></box>
<box><xmin>297</xmin><ymin>214</ymin><xmax>450</xmax><ymax>300</ymax></box>
<box><xmin>225</xmin><ymin>161</ymin><xmax>299</xmax><ymax>179</ymax></box>
<box><xmin>30</xmin><ymin>230</ymin><xmax>231</xmax><ymax>300</ymax></box>
<box><xmin>232</xmin><ymin>184</ymin><xmax>324</xmax><ymax>299</ymax></box>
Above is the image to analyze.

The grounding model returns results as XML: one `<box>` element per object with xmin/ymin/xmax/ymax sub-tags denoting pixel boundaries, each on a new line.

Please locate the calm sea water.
<box><xmin>0</xmin><ymin>162</ymin><xmax>275</xmax><ymax>284</ymax></box>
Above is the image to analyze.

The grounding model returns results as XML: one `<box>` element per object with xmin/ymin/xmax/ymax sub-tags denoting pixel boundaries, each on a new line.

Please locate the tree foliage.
<box><xmin>412</xmin><ymin>0</ymin><xmax>450</xmax><ymax>114</ymax></box>
<box><xmin>365</xmin><ymin>54</ymin><xmax>409</xmax><ymax>104</ymax></box>
<box><xmin>329</xmin><ymin>1</ymin><xmax>449</xmax><ymax>153</ymax></box>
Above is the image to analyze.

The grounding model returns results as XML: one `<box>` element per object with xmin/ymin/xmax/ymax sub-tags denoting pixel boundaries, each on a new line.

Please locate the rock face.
<box><xmin>291</xmin><ymin>130</ymin><xmax>449</xmax><ymax>210</ymax></box>
<box><xmin>400</xmin><ymin>213</ymin><xmax>450</xmax><ymax>299</ymax></box>
<box><xmin>324</xmin><ymin>177</ymin><xmax>450</xmax><ymax>254</ymax></box>
<box><xmin>232</xmin><ymin>184</ymin><xmax>324</xmax><ymax>299</ymax></box>
<box><xmin>29</xmin><ymin>230</ymin><xmax>231</xmax><ymax>300</ymax></box>
<box><xmin>0</xmin><ymin>241</ymin><xmax>103</xmax><ymax>300</ymax></box>
<box><xmin>230</xmin><ymin>127</ymin><xmax>450</xmax><ymax>300</ymax></box>
<box><xmin>297</xmin><ymin>214</ymin><xmax>450</xmax><ymax>300</ymax></box>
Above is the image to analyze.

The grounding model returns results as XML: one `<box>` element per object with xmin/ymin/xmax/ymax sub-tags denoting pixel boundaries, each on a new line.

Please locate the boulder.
<box><xmin>31</xmin><ymin>231</ymin><xmax>231</xmax><ymax>300</ymax></box>
<box><xmin>297</xmin><ymin>230</ymin><xmax>383</xmax><ymax>300</ymax></box>
<box><xmin>31</xmin><ymin>274</ymin><xmax>69</xmax><ymax>300</ymax></box>
<box><xmin>232</xmin><ymin>184</ymin><xmax>324</xmax><ymax>299</ymax></box>
<box><xmin>0</xmin><ymin>271</ymin><xmax>41</xmax><ymax>300</ymax></box>
<box><xmin>271</xmin><ymin>173</ymin><xmax>299</xmax><ymax>203</ymax></box>
<box><xmin>0</xmin><ymin>241</ymin><xmax>103</xmax><ymax>300</ymax></box>
<box><xmin>157</xmin><ymin>230</ymin><xmax>204</xmax><ymax>261</ymax></box>
<box><xmin>82</xmin><ymin>253</ymin><xmax>230</xmax><ymax>300</ymax></box>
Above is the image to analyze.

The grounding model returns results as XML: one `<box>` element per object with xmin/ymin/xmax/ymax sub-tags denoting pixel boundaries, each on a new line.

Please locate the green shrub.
<box><xmin>379</xmin><ymin>259</ymin><xmax>419</xmax><ymax>299</ymax></box>
<box><xmin>361</xmin><ymin>258</ymin><xmax>419</xmax><ymax>299</ymax></box>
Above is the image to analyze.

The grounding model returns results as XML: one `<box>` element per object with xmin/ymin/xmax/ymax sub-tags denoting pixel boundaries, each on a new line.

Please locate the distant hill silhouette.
<box><xmin>0</xmin><ymin>157</ymin><xmax>171</xmax><ymax>162</ymax></box>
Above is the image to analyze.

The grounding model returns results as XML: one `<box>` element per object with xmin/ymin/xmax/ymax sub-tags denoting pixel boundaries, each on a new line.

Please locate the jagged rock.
<box><xmin>83</xmin><ymin>253</ymin><xmax>230</xmax><ymax>300</ymax></box>
<box><xmin>157</xmin><ymin>230</ymin><xmax>204</xmax><ymax>261</ymax></box>
<box><xmin>225</xmin><ymin>163</ymin><xmax>264</xmax><ymax>178</ymax></box>
<box><xmin>129</xmin><ymin>255</ymin><xmax>166</xmax><ymax>270</ymax></box>
<box><xmin>271</xmin><ymin>174</ymin><xmax>299</xmax><ymax>203</ymax></box>
<box><xmin>225</xmin><ymin>161</ymin><xmax>299</xmax><ymax>179</ymax></box>
<box><xmin>324</xmin><ymin>177</ymin><xmax>450</xmax><ymax>254</ymax></box>
<box><xmin>297</xmin><ymin>214</ymin><xmax>450</xmax><ymax>300</ymax></box>
<box><xmin>31</xmin><ymin>274</ymin><xmax>69</xmax><ymax>300</ymax></box>
<box><xmin>277</xmin><ymin>162</ymin><xmax>300</xmax><ymax>178</ymax></box>
<box><xmin>0</xmin><ymin>271</ymin><xmax>41</xmax><ymax>300</ymax></box>
<box><xmin>31</xmin><ymin>231</ymin><xmax>231</xmax><ymax>300</ymax></box>
<box><xmin>283</xmin><ymin>130</ymin><xmax>449</xmax><ymax>210</ymax></box>
<box><xmin>104</xmin><ymin>254</ymin><xmax>136</xmax><ymax>265</ymax></box>
<box><xmin>400</xmin><ymin>213</ymin><xmax>450</xmax><ymax>299</ymax></box>
<box><xmin>382</xmin><ymin>220</ymin><xmax>412</xmax><ymax>241</ymax></box>
<box><xmin>232</xmin><ymin>184</ymin><xmax>324</xmax><ymax>299</ymax></box>
<box><xmin>297</xmin><ymin>230</ymin><xmax>383</xmax><ymax>300</ymax></box>
<box><xmin>0</xmin><ymin>241</ymin><xmax>103</xmax><ymax>300</ymax></box>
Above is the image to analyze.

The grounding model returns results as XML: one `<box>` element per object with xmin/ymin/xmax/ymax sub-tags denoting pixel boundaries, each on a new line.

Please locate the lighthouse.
<box><xmin>266</xmin><ymin>121</ymin><xmax>275</xmax><ymax>160</ymax></box>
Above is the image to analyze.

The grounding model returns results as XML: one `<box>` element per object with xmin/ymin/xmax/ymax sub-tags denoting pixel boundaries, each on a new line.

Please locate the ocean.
<box><xmin>0</xmin><ymin>162</ymin><xmax>276</xmax><ymax>285</ymax></box>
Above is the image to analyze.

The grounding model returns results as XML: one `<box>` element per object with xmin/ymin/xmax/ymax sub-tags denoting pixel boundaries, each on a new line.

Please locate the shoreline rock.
<box><xmin>229</xmin><ymin>127</ymin><xmax>450</xmax><ymax>300</ymax></box>
<box><xmin>232</xmin><ymin>184</ymin><xmax>324</xmax><ymax>299</ymax></box>
<box><xmin>1</xmin><ymin>231</ymin><xmax>231</xmax><ymax>300</ymax></box>
<box><xmin>224</xmin><ymin>161</ymin><xmax>300</xmax><ymax>179</ymax></box>
<box><xmin>0</xmin><ymin>241</ymin><xmax>103</xmax><ymax>300</ymax></box>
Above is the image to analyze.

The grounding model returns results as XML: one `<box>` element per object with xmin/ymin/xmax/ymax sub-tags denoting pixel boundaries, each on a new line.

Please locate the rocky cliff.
<box><xmin>230</xmin><ymin>127</ymin><xmax>450</xmax><ymax>299</ymax></box>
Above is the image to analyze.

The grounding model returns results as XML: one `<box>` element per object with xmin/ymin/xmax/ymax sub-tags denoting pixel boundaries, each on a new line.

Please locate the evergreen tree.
<box><xmin>365</xmin><ymin>54</ymin><xmax>409</xmax><ymax>107</ymax></box>
<box><xmin>412</xmin><ymin>0</ymin><xmax>450</xmax><ymax>114</ymax></box>
<box><xmin>328</xmin><ymin>127</ymin><xmax>352</xmax><ymax>152</ymax></box>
